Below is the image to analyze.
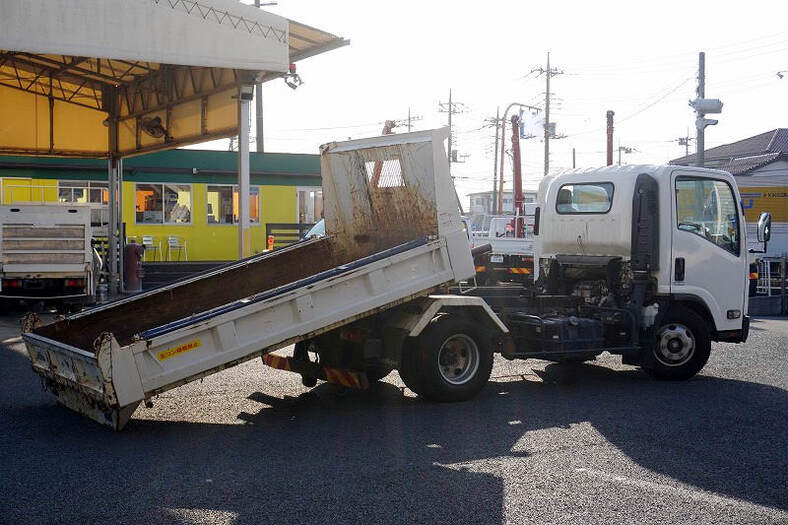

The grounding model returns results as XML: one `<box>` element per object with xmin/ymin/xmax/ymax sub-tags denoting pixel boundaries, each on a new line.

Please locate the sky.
<box><xmin>207</xmin><ymin>0</ymin><xmax>788</xmax><ymax>206</ymax></box>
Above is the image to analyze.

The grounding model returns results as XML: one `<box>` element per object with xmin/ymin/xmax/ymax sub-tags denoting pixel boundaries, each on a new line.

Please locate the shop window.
<box><xmin>58</xmin><ymin>180</ymin><xmax>108</xmax><ymax>204</ymax></box>
<box><xmin>206</xmin><ymin>185</ymin><xmax>259</xmax><ymax>224</ymax></box>
<box><xmin>135</xmin><ymin>183</ymin><xmax>191</xmax><ymax>224</ymax></box>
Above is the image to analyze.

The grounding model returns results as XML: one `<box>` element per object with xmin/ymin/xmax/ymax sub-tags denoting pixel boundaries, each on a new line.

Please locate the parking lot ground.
<box><xmin>0</xmin><ymin>313</ymin><xmax>786</xmax><ymax>524</ymax></box>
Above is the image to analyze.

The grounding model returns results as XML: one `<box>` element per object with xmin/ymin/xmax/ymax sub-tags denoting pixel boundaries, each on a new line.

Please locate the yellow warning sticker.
<box><xmin>157</xmin><ymin>339</ymin><xmax>201</xmax><ymax>361</ymax></box>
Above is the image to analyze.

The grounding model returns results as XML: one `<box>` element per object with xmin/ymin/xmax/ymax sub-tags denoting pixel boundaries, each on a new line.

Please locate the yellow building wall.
<box><xmin>1</xmin><ymin>178</ymin><xmax>58</xmax><ymax>204</ymax></box>
<box><xmin>123</xmin><ymin>182</ymin><xmax>298</xmax><ymax>261</ymax></box>
<box><xmin>0</xmin><ymin>177</ymin><xmax>299</xmax><ymax>261</ymax></box>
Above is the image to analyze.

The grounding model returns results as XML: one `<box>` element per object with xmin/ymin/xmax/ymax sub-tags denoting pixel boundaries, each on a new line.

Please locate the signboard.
<box><xmin>739</xmin><ymin>187</ymin><xmax>788</xmax><ymax>222</ymax></box>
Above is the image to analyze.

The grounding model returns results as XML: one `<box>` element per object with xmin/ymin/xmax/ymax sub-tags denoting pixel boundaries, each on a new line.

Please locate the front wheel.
<box><xmin>643</xmin><ymin>306</ymin><xmax>711</xmax><ymax>380</ymax></box>
<box><xmin>399</xmin><ymin>315</ymin><xmax>493</xmax><ymax>402</ymax></box>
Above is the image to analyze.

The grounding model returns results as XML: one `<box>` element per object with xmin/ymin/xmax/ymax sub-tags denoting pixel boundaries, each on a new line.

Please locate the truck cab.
<box><xmin>527</xmin><ymin>164</ymin><xmax>752</xmax><ymax>378</ymax></box>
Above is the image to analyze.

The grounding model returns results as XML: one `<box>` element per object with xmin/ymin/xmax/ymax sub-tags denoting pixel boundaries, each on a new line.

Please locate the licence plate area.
<box><xmin>490</xmin><ymin>255</ymin><xmax>504</xmax><ymax>263</ymax></box>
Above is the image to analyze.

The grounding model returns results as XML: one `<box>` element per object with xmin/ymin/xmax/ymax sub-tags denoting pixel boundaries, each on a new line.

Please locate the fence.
<box><xmin>265</xmin><ymin>222</ymin><xmax>315</xmax><ymax>249</ymax></box>
<box><xmin>756</xmin><ymin>256</ymin><xmax>787</xmax><ymax>297</ymax></box>
<box><xmin>752</xmin><ymin>256</ymin><xmax>787</xmax><ymax>315</ymax></box>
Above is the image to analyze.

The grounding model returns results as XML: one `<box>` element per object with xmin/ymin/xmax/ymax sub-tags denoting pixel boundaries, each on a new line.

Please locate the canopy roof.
<box><xmin>0</xmin><ymin>0</ymin><xmax>347</xmax><ymax>158</ymax></box>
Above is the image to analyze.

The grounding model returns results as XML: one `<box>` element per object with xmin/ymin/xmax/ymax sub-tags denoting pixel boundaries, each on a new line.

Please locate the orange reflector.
<box><xmin>475</xmin><ymin>266</ymin><xmax>487</xmax><ymax>273</ymax></box>
<box><xmin>262</xmin><ymin>354</ymin><xmax>292</xmax><ymax>372</ymax></box>
<box><xmin>749</xmin><ymin>272</ymin><xmax>758</xmax><ymax>279</ymax></box>
<box><xmin>508</xmin><ymin>268</ymin><xmax>532</xmax><ymax>274</ymax></box>
<box><xmin>324</xmin><ymin>367</ymin><xmax>363</xmax><ymax>389</ymax></box>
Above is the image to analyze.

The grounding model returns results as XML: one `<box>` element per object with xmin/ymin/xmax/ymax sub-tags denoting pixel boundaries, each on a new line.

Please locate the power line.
<box><xmin>569</xmin><ymin>30</ymin><xmax>788</xmax><ymax>75</ymax></box>
<box><xmin>617</xmin><ymin>76</ymin><xmax>694</xmax><ymax>125</ymax></box>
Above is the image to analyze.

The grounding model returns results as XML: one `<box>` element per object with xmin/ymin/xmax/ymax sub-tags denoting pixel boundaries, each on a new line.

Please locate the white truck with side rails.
<box><xmin>470</xmin><ymin>207</ymin><xmax>536</xmax><ymax>284</ymax></box>
<box><xmin>1</xmin><ymin>204</ymin><xmax>99</xmax><ymax>311</ymax></box>
<box><xmin>22</xmin><ymin>129</ymin><xmax>761</xmax><ymax>429</ymax></box>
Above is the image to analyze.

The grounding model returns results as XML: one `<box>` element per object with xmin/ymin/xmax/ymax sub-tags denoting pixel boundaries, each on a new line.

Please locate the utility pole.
<box><xmin>696</xmin><ymin>52</ymin><xmax>705</xmax><ymax>167</ymax></box>
<box><xmin>439</xmin><ymin>89</ymin><xmax>466</xmax><ymax>175</ymax></box>
<box><xmin>677</xmin><ymin>129</ymin><xmax>695</xmax><ymax>158</ymax></box>
<box><xmin>253</xmin><ymin>0</ymin><xmax>264</xmax><ymax>153</ymax></box>
<box><xmin>572</xmin><ymin>147</ymin><xmax>576</xmax><ymax>169</ymax></box>
<box><xmin>492</xmin><ymin>106</ymin><xmax>500</xmax><ymax>213</ymax></box>
<box><xmin>690</xmin><ymin>51</ymin><xmax>723</xmax><ymax>167</ymax></box>
<box><xmin>606</xmin><ymin>110</ymin><xmax>615</xmax><ymax>166</ymax></box>
<box><xmin>392</xmin><ymin>111</ymin><xmax>422</xmax><ymax>133</ymax></box>
<box><xmin>544</xmin><ymin>53</ymin><xmax>551</xmax><ymax>176</ymax></box>
<box><xmin>531</xmin><ymin>53</ymin><xmax>564</xmax><ymax>176</ymax></box>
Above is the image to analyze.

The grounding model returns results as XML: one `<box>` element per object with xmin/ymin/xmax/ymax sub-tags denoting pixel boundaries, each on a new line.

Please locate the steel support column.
<box><xmin>107</xmin><ymin>158</ymin><xmax>118</xmax><ymax>295</ymax></box>
<box><xmin>238</xmin><ymin>98</ymin><xmax>251</xmax><ymax>259</ymax></box>
<box><xmin>118</xmin><ymin>158</ymin><xmax>124</xmax><ymax>293</ymax></box>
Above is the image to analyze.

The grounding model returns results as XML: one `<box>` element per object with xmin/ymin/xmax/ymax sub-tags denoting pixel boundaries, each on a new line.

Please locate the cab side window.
<box><xmin>675</xmin><ymin>177</ymin><xmax>740</xmax><ymax>256</ymax></box>
<box><xmin>555</xmin><ymin>182</ymin><xmax>614</xmax><ymax>214</ymax></box>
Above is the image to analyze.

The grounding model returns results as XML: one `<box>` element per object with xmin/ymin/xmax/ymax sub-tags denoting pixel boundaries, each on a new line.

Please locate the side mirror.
<box><xmin>757</xmin><ymin>212</ymin><xmax>771</xmax><ymax>242</ymax></box>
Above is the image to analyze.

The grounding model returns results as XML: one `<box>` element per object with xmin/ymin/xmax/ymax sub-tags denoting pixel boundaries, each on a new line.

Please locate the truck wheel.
<box><xmin>400</xmin><ymin>315</ymin><xmax>493</xmax><ymax>402</ymax></box>
<box><xmin>643</xmin><ymin>306</ymin><xmax>711</xmax><ymax>380</ymax></box>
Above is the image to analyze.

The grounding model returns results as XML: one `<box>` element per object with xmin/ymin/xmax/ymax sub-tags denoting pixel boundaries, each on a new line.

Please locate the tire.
<box><xmin>643</xmin><ymin>306</ymin><xmax>711</xmax><ymax>380</ymax></box>
<box><xmin>399</xmin><ymin>315</ymin><xmax>493</xmax><ymax>402</ymax></box>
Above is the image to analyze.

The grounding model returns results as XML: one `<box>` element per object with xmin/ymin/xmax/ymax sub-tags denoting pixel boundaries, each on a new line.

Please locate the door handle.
<box><xmin>674</xmin><ymin>257</ymin><xmax>685</xmax><ymax>281</ymax></box>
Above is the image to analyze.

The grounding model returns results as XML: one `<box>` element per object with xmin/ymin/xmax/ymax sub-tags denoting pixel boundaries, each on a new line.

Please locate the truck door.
<box><xmin>671</xmin><ymin>173</ymin><xmax>746</xmax><ymax>332</ymax></box>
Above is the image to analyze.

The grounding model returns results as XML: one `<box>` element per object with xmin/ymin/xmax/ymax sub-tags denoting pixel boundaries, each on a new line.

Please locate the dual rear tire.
<box><xmin>399</xmin><ymin>315</ymin><xmax>493</xmax><ymax>402</ymax></box>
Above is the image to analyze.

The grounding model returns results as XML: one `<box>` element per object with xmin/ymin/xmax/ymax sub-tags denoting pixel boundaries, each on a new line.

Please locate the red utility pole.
<box><xmin>510</xmin><ymin>114</ymin><xmax>524</xmax><ymax>237</ymax></box>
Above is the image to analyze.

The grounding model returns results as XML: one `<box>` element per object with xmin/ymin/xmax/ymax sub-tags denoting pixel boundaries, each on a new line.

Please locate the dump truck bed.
<box><xmin>22</xmin><ymin>128</ymin><xmax>475</xmax><ymax>429</ymax></box>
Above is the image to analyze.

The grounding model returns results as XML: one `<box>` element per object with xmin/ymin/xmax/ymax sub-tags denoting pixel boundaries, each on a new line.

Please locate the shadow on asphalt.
<box><xmin>1</xmin><ymin>341</ymin><xmax>786</xmax><ymax>523</ymax></box>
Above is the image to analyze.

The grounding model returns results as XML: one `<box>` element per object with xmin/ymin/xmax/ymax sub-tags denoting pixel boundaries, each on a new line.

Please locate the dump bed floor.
<box><xmin>33</xmin><ymin>235</ymin><xmax>403</xmax><ymax>351</ymax></box>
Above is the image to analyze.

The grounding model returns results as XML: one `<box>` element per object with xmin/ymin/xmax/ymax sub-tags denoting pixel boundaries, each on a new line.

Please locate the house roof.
<box><xmin>670</xmin><ymin>128</ymin><xmax>788</xmax><ymax>175</ymax></box>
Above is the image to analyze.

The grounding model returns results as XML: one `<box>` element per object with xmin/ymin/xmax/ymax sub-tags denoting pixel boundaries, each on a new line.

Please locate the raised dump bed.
<box><xmin>22</xmin><ymin>129</ymin><xmax>477</xmax><ymax>429</ymax></box>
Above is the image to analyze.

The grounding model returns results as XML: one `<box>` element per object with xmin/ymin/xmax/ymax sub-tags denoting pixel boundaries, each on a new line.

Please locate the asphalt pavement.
<box><xmin>0</xmin><ymin>313</ymin><xmax>786</xmax><ymax>525</ymax></box>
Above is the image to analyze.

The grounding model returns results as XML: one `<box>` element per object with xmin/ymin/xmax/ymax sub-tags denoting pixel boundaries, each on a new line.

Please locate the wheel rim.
<box><xmin>437</xmin><ymin>334</ymin><xmax>479</xmax><ymax>385</ymax></box>
<box><xmin>655</xmin><ymin>323</ymin><xmax>696</xmax><ymax>367</ymax></box>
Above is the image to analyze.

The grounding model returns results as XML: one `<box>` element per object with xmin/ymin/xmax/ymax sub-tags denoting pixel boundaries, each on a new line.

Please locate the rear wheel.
<box><xmin>643</xmin><ymin>306</ymin><xmax>711</xmax><ymax>380</ymax></box>
<box><xmin>399</xmin><ymin>315</ymin><xmax>493</xmax><ymax>402</ymax></box>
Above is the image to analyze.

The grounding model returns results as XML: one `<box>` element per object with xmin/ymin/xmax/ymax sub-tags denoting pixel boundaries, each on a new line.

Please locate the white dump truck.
<box><xmin>22</xmin><ymin>129</ymin><xmax>760</xmax><ymax>430</ymax></box>
<box><xmin>0</xmin><ymin>204</ymin><xmax>99</xmax><ymax>311</ymax></box>
<box><xmin>22</xmin><ymin>129</ymin><xmax>506</xmax><ymax>429</ymax></box>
